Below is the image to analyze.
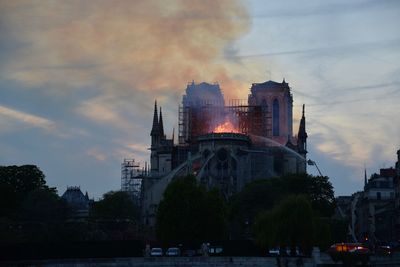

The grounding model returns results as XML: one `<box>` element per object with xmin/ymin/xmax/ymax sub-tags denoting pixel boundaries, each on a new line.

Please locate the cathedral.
<box><xmin>141</xmin><ymin>79</ymin><xmax>308</xmax><ymax>226</ymax></box>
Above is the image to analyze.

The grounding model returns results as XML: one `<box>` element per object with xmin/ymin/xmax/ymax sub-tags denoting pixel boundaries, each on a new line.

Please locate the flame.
<box><xmin>213</xmin><ymin>121</ymin><xmax>239</xmax><ymax>133</ymax></box>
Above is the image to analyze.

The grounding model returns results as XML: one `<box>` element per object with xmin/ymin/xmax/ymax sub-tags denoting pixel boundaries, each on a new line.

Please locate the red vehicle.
<box><xmin>327</xmin><ymin>243</ymin><xmax>370</xmax><ymax>264</ymax></box>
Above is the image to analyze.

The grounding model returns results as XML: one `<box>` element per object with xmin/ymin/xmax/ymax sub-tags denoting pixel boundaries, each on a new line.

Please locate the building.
<box><xmin>355</xmin><ymin>166</ymin><xmax>397</xmax><ymax>243</ymax></box>
<box><xmin>61</xmin><ymin>186</ymin><xmax>91</xmax><ymax>220</ymax></box>
<box><xmin>141</xmin><ymin>79</ymin><xmax>308</xmax><ymax>226</ymax></box>
<box><xmin>336</xmin><ymin>149</ymin><xmax>400</xmax><ymax>244</ymax></box>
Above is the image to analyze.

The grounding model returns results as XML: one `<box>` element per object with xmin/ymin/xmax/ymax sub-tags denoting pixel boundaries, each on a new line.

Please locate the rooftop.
<box><xmin>250</xmin><ymin>79</ymin><xmax>290</xmax><ymax>94</ymax></box>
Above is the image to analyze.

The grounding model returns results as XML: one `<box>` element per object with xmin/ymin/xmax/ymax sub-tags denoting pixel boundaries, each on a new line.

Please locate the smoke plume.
<box><xmin>1</xmin><ymin>0</ymin><xmax>250</xmax><ymax>99</ymax></box>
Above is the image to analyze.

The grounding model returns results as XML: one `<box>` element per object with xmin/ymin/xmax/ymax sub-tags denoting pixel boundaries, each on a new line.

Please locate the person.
<box><xmin>201</xmin><ymin>242</ymin><xmax>209</xmax><ymax>257</ymax></box>
<box><xmin>144</xmin><ymin>244</ymin><xmax>151</xmax><ymax>257</ymax></box>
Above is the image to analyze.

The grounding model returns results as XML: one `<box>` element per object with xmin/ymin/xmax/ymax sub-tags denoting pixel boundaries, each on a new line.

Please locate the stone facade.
<box><xmin>142</xmin><ymin>80</ymin><xmax>308</xmax><ymax>226</ymax></box>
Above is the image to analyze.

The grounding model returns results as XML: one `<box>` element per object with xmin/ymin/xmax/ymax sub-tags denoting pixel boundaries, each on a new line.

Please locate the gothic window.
<box><xmin>273</xmin><ymin>99</ymin><xmax>280</xmax><ymax>136</ymax></box>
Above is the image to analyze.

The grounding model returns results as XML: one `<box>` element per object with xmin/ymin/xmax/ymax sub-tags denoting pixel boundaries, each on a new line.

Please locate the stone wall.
<box><xmin>4</xmin><ymin>253</ymin><xmax>400</xmax><ymax>267</ymax></box>
<box><xmin>3</xmin><ymin>256</ymin><xmax>313</xmax><ymax>267</ymax></box>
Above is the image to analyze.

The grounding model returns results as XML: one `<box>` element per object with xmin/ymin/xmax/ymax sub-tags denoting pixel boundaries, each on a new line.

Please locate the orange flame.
<box><xmin>213</xmin><ymin>121</ymin><xmax>239</xmax><ymax>133</ymax></box>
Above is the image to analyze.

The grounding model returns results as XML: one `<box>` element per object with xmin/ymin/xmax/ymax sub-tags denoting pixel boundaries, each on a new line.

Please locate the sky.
<box><xmin>1</xmin><ymin>0</ymin><xmax>399</xmax><ymax>198</ymax></box>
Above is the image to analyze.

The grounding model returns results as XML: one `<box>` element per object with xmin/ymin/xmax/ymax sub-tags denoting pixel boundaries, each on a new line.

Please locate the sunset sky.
<box><xmin>1</xmin><ymin>0</ymin><xmax>399</xmax><ymax>198</ymax></box>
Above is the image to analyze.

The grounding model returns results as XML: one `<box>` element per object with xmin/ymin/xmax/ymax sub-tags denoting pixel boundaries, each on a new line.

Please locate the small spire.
<box><xmin>364</xmin><ymin>166</ymin><xmax>367</xmax><ymax>187</ymax></box>
<box><xmin>151</xmin><ymin>100</ymin><xmax>159</xmax><ymax>135</ymax></box>
<box><xmin>159</xmin><ymin>106</ymin><xmax>164</xmax><ymax>138</ymax></box>
<box><xmin>298</xmin><ymin>104</ymin><xmax>307</xmax><ymax>138</ymax></box>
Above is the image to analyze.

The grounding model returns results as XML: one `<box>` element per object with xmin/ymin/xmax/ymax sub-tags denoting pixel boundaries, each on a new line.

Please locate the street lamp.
<box><xmin>307</xmin><ymin>159</ymin><xmax>323</xmax><ymax>176</ymax></box>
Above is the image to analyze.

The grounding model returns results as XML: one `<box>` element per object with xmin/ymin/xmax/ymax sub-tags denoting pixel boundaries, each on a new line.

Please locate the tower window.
<box><xmin>273</xmin><ymin>99</ymin><xmax>280</xmax><ymax>136</ymax></box>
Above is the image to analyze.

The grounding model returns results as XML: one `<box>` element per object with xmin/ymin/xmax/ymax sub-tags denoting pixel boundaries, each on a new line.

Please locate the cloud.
<box><xmin>0</xmin><ymin>104</ymin><xmax>56</xmax><ymax>132</ymax></box>
<box><xmin>76</xmin><ymin>96</ymin><xmax>130</xmax><ymax>130</ymax></box>
<box><xmin>86</xmin><ymin>147</ymin><xmax>107</xmax><ymax>162</ymax></box>
<box><xmin>126</xmin><ymin>143</ymin><xmax>149</xmax><ymax>154</ymax></box>
<box><xmin>310</xmin><ymin>109</ymin><xmax>400</xmax><ymax>182</ymax></box>
<box><xmin>251</xmin><ymin>0</ymin><xmax>400</xmax><ymax>19</ymax></box>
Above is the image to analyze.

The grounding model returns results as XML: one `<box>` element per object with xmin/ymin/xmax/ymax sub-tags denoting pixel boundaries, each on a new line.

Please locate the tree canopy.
<box><xmin>19</xmin><ymin>188</ymin><xmax>66</xmax><ymax>222</ymax></box>
<box><xmin>155</xmin><ymin>175</ymin><xmax>227</xmax><ymax>244</ymax></box>
<box><xmin>254</xmin><ymin>195</ymin><xmax>314</xmax><ymax>254</ymax></box>
<box><xmin>228</xmin><ymin>173</ymin><xmax>335</xmax><ymax>240</ymax></box>
<box><xmin>90</xmin><ymin>191</ymin><xmax>139</xmax><ymax>221</ymax></box>
<box><xmin>0</xmin><ymin>165</ymin><xmax>54</xmax><ymax>217</ymax></box>
<box><xmin>229</xmin><ymin>173</ymin><xmax>334</xmax><ymax>222</ymax></box>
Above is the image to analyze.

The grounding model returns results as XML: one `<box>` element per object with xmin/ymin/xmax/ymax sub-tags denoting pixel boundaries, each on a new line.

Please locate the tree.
<box><xmin>0</xmin><ymin>165</ymin><xmax>54</xmax><ymax>217</ymax></box>
<box><xmin>313</xmin><ymin>217</ymin><xmax>333</xmax><ymax>250</ymax></box>
<box><xmin>91</xmin><ymin>191</ymin><xmax>138</xmax><ymax>221</ymax></box>
<box><xmin>228</xmin><ymin>177</ymin><xmax>283</xmax><ymax>238</ymax></box>
<box><xmin>253</xmin><ymin>210</ymin><xmax>275</xmax><ymax>249</ymax></box>
<box><xmin>19</xmin><ymin>188</ymin><xmax>66</xmax><ymax>222</ymax></box>
<box><xmin>254</xmin><ymin>195</ymin><xmax>314</xmax><ymax>254</ymax></box>
<box><xmin>155</xmin><ymin>175</ymin><xmax>227</xmax><ymax>244</ymax></box>
<box><xmin>228</xmin><ymin>173</ymin><xmax>335</xmax><ymax>238</ymax></box>
<box><xmin>279</xmin><ymin>173</ymin><xmax>335</xmax><ymax>217</ymax></box>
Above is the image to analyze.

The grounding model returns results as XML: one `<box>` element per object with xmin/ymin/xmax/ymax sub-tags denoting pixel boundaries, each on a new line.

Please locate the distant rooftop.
<box><xmin>61</xmin><ymin>186</ymin><xmax>89</xmax><ymax>208</ymax></box>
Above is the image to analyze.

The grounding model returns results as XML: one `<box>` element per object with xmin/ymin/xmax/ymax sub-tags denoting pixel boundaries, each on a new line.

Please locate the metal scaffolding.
<box><xmin>178</xmin><ymin>100</ymin><xmax>272</xmax><ymax>145</ymax></box>
<box><xmin>121</xmin><ymin>159</ymin><xmax>146</xmax><ymax>202</ymax></box>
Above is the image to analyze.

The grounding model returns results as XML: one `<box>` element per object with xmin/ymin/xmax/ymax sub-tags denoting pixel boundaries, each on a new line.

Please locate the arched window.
<box><xmin>273</xmin><ymin>99</ymin><xmax>279</xmax><ymax>136</ymax></box>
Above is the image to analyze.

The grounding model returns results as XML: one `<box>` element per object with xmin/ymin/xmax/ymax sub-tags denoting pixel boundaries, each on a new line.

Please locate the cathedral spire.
<box><xmin>297</xmin><ymin>104</ymin><xmax>307</xmax><ymax>156</ymax></box>
<box><xmin>298</xmin><ymin>104</ymin><xmax>306</xmax><ymax>136</ymax></box>
<box><xmin>151</xmin><ymin>100</ymin><xmax>159</xmax><ymax>136</ymax></box>
<box><xmin>159</xmin><ymin>107</ymin><xmax>165</xmax><ymax>139</ymax></box>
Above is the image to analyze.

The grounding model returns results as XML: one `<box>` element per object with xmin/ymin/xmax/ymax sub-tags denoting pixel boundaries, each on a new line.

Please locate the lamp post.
<box><xmin>307</xmin><ymin>159</ymin><xmax>323</xmax><ymax>176</ymax></box>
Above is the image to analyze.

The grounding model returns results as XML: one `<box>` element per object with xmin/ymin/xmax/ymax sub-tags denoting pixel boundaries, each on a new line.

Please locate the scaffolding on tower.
<box><xmin>121</xmin><ymin>159</ymin><xmax>146</xmax><ymax>204</ymax></box>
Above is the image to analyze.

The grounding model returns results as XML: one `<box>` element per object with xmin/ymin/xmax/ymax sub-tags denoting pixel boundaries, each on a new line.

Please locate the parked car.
<box><xmin>183</xmin><ymin>249</ymin><xmax>197</xmax><ymax>257</ymax></box>
<box><xmin>268</xmin><ymin>247</ymin><xmax>280</xmax><ymax>256</ymax></box>
<box><xmin>209</xmin><ymin>246</ymin><xmax>223</xmax><ymax>256</ymax></box>
<box><xmin>166</xmin><ymin>247</ymin><xmax>180</xmax><ymax>256</ymax></box>
<box><xmin>375</xmin><ymin>244</ymin><xmax>393</xmax><ymax>256</ymax></box>
<box><xmin>268</xmin><ymin>247</ymin><xmax>301</xmax><ymax>256</ymax></box>
<box><xmin>150</xmin><ymin>247</ymin><xmax>163</xmax><ymax>257</ymax></box>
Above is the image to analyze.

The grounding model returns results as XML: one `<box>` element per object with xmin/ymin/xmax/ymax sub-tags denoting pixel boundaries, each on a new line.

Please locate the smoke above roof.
<box><xmin>0</xmin><ymin>0</ymin><xmax>250</xmax><ymax>98</ymax></box>
<box><xmin>183</xmin><ymin>82</ymin><xmax>225</xmax><ymax>106</ymax></box>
